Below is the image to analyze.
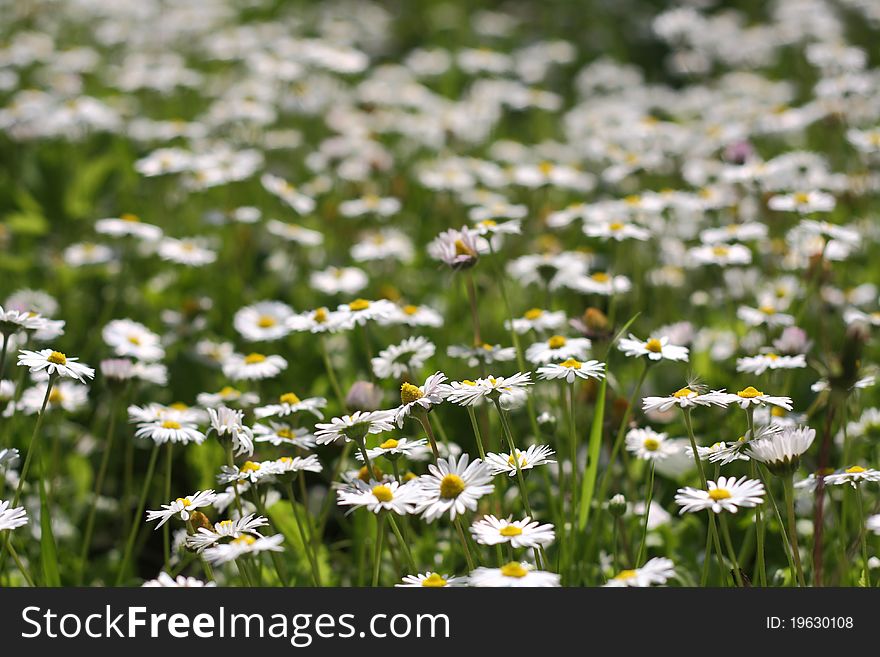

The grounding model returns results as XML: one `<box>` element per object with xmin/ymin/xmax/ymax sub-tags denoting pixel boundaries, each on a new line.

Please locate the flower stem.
<box><xmin>286</xmin><ymin>480</ymin><xmax>322</xmax><ymax>586</ymax></box>
<box><xmin>855</xmin><ymin>487</ymin><xmax>871</xmax><ymax>587</ymax></box>
<box><xmin>719</xmin><ymin>513</ymin><xmax>744</xmax><ymax>587</ymax></box>
<box><xmin>636</xmin><ymin>461</ymin><xmax>654</xmax><ymax>567</ymax></box>
<box><xmin>372</xmin><ymin>512</ymin><xmax>386</xmax><ymax>586</ymax></box>
<box><xmin>783</xmin><ymin>474</ymin><xmax>806</xmax><ymax>587</ymax></box>
<box><xmin>319</xmin><ymin>334</ymin><xmax>348</xmax><ymax>412</ymax></box>
<box><xmin>163</xmin><ymin>442</ymin><xmax>173</xmax><ymax>572</ymax></box>
<box><xmin>387</xmin><ymin>515</ymin><xmax>417</xmax><ymax>573</ymax></box>
<box><xmin>116</xmin><ymin>442</ymin><xmax>161</xmax><ymax>585</ymax></box>
<box><xmin>454</xmin><ymin>516</ymin><xmax>475</xmax><ymax>571</ymax></box>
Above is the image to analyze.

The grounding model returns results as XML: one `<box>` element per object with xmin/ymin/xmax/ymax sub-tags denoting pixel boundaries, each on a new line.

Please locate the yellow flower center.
<box><xmin>712</xmin><ymin>246</ymin><xmax>729</xmax><ymax>257</ymax></box>
<box><xmin>47</xmin><ymin>351</ymin><xmax>67</xmax><ymax>365</ymax></box>
<box><xmin>232</xmin><ymin>535</ymin><xmax>256</xmax><ymax>546</ymax></box>
<box><xmin>120</xmin><ymin>213</ymin><xmax>140</xmax><ymax>222</ymax></box>
<box><xmin>609</xmin><ymin>221</ymin><xmax>625</xmax><ymax>231</ymax></box>
<box><xmin>440</xmin><ymin>474</ymin><xmax>465</xmax><ymax>499</ymax></box>
<box><xmin>217</xmin><ymin>520</ymin><xmax>233</xmax><ymax>529</ymax></box>
<box><xmin>766</xmin><ymin>353</ymin><xmax>779</xmax><ymax>360</ymax></box>
<box><xmin>379</xmin><ymin>438</ymin><xmax>399</xmax><ymax>450</ymax></box>
<box><xmin>372</xmin><ymin>485</ymin><xmax>394</xmax><ymax>503</ymax></box>
<box><xmin>454</xmin><ymin>239</ymin><xmax>476</xmax><ymax>257</ymax></box>
<box><xmin>482</xmin><ymin>343</ymin><xmax>494</xmax><ymax>351</ymax></box>
<box><xmin>500</xmin><ymin>562</ymin><xmax>528</xmax><ymax>578</ymax></box>
<box><xmin>276</xmin><ymin>428</ymin><xmax>294</xmax><ymax>439</ymax></box>
<box><xmin>128</xmin><ymin>335</ymin><xmax>141</xmax><ymax>345</ymax></box>
<box><xmin>560</xmin><ymin>358</ymin><xmax>582</xmax><ymax>369</ymax></box>
<box><xmin>737</xmin><ymin>386</ymin><xmax>763</xmax><ymax>398</ymax></box>
<box><xmin>759</xmin><ymin>305</ymin><xmax>776</xmax><ymax>315</ymax></box>
<box><xmin>845</xmin><ymin>466</ymin><xmax>866</xmax><ymax>474</ymax></box>
<box><xmin>462</xmin><ymin>379</ymin><xmax>477</xmax><ymax>386</ymax></box>
<box><xmin>591</xmin><ymin>272</ymin><xmax>610</xmax><ymax>282</ymax></box>
<box><xmin>48</xmin><ymin>388</ymin><xmax>63</xmax><ymax>404</ymax></box>
<box><xmin>219</xmin><ymin>386</ymin><xmax>238</xmax><ymax>396</ymax></box>
<box><xmin>400</xmin><ymin>382</ymin><xmax>424</xmax><ymax>405</ymax></box>
<box><xmin>421</xmin><ymin>573</ymin><xmax>448</xmax><ymax>587</ymax></box>
<box><xmin>170</xmin><ymin>402</ymin><xmax>188</xmax><ymax>411</ymax></box>
<box><xmin>547</xmin><ymin>335</ymin><xmax>567</xmax><ymax>349</ymax></box>
<box><xmin>615</xmin><ymin>569</ymin><xmax>637</xmax><ymax>580</ymax></box>
<box><xmin>176</xmin><ymin>498</ymin><xmax>192</xmax><ymax>507</ymax></box>
<box><xmin>161</xmin><ymin>420</ymin><xmax>182</xmax><ymax>430</ymax></box>
<box><xmin>507</xmin><ymin>452</ymin><xmax>528</xmax><ymax>467</ymax></box>
<box><xmin>673</xmin><ymin>387</ymin><xmax>694</xmax><ymax>398</ymax></box>
<box><xmin>643</xmin><ymin>438</ymin><xmax>660</xmax><ymax>451</ymax></box>
<box><xmin>499</xmin><ymin>525</ymin><xmax>523</xmax><ymax>537</ymax></box>
<box><xmin>403</xmin><ymin>304</ymin><xmax>419</xmax><ymax>315</ymax></box>
<box><xmin>257</xmin><ymin>315</ymin><xmax>276</xmax><ymax>328</ymax></box>
<box><xmin>241</xmin><ymin>461</ymin><xmax>260</xmax><ymax>473</ymax></box>
<box><xmin>793</xmin><ymin>192</ymin><xmax>811</xmax><ymax>204</ymax></box>
<box><xmin>480</xmin><ymin>220</ymin><xmax>497</xmax><ymax>229</ymax></box>
<box><xmin>280</xmin><ymin>392</ymin><xmax>301</xmax><ymax>405</ymax></box>
<box><xmin>279</xmin><ymin>457</ymin><xmax>293</xmax><ymax>464</ymax></box>
<box><xmin>314</xmin><ymin>307</ymin><xmax>328</xmax><ymax>323</ymax></box>
<box><xmin>645</xmin><ymin>338</ymin><xmax>663</xmax><ymax>353</ymax></box>
<box><xmin>244</xmin><ymin>353</ymin><xmax>266</xmax><ymax>364</ymax></box>
<box><xmin>349</xmin><ymin>299</ymin><xmax>371</xmax><ymax>311</ymax></box>
<box><xmin>524</xmin><ymin>308</ymin><xmax>543</xmax><ymax>320</ymax></box>
<box><xmin>708</xmin><ymin>488</ymin><xmax>731</xmax><ymax>500</ymax></box>
<box><xmin>624</xmin><ymin>194</ymin><xmax>640</xmax><ymax>205</ymax></box>
<box><xmin>771</xmin><ymin>407</ymin><xmax>786</xmax><ymax>417</ymax></box>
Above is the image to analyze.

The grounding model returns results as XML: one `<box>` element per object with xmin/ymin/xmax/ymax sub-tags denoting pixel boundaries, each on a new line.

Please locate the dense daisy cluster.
<box><xmin>1</xmin><ymin>0</ymin><xmax>879</xmax><ymax>588</ymax></box>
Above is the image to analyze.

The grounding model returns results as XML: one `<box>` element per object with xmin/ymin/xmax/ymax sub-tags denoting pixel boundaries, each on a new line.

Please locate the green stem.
<box><xmin>855</xmin><ymin>487</ymin><xmax>871</xmax><ymax>587</ymax></box>
<box><xmin>719</xmin><ymin>514</ymin><xmax>744</xmax><ymax>587</ymax></box>
<box><xmin>286</xmin><ymin>480</ymin><xmax>322</xmax><ymax>586</ymax></box>
<box><xmin>373</xmin><ymin>512</ymin><xmax>386</xmax><ymax>586</ymax></box>
<box><xmin>319</xmin><ymin>334</ymin><xmax>348</xmax><ymax>412</ymax></box>
<box><xmin>163</xmin><ymin>443</ymin><xmax>173</xmax><ymax>571</ymax></box>
<box><xmin>115</xmin><ymin>442</ymin><xmax>161</xmax><ymax>585</ymax></box>
<box><xmin>454</xmin><ymin>516</ymin><xmax>475</xmax><ymax>571</ymax></box>
<box><xmin>7</xmin><ymin>540</ymin><xmax>35</xmax><ymax>587</ymax></box>
<box><xmin>783</xmin><ymin>475</ymin><xmax>806</xmax><ymax>587</ymax></box>
<box><xmin>387</xmin><ymin>515</ymin><xmax>417</xmax><ymax>573</ymax></box>
<box><xmin>636</xmin><ymin>461</ymin><xmax>654</xmax><ymax>567</ymax></box>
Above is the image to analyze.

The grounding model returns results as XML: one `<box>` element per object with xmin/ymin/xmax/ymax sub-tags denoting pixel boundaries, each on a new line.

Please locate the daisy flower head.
<box><xmin>157</xmin><ymin>237</ymin><xmax>217</xmax><ymax>267</ymax></box>
<box><xmin>736</xmin><ymin>353</ymin><xmax>806</xmax><ymax>376</ymax></box>
<box><xmin>0</xmin><ymin>499</ymin><xmax>27</xmax><ymax>531</ymax></box>
<box><xmin>142</xmin><ymin>573</ymin><xmax>215</xmax><ymax>587</ymax></box>
<box><xmin>537</xmin><ymin>358</ymin><xmax>605</xmax><ymax>383</ymax></box>
<box><xmin>485</xmin><ymin>444</ymin><xmax>556</xmax><ymax>477</ymax></box>
<box><xmin>506</xmin><ymin>308</ymin><xmax>567</xmax><ymax>335</ymax></box>
<box><xmin>197</xmin><ymin>386</ymin><xmax>260</xmax><ymax>409</ymax></box>
<box><xmin>726</xmin><ymin>386</ymin><xmax>793</xmax><ymax>411</ymax></box>
<box><xmin>102</xmin><ymin>319</ymin><xmax>164</xmax><ymax>361</ymax></box>
<box><xmin>625</xmin><ymin>427</ymin><xmax>679</xmax><ymax>461</ymax></box>
<box><xmin>689</xmin><ymin>440</ymin><xmax>749</xmax><ymax>465</ymax></box>
<box><xmin>222</xmin><ymin>352</ymin><xmax>287</xmax><ymax>381</ymax></box>
<box><xmin>362</xmin><ymin>437</ymin><xmax>428</xmax><ymax>461</ymax></box>
<box><xmin>95</xmin><ymin>214</ymin><xmax>163</xmax><ymax>242</ymax></box>
<box><xmin>468</xmin><ymin>562</ymin><xmax>560</xmax><ymax>587</ymax></box>
<box><xmin>314</xmin><ymin>410</ymin><xmax>394</xmax><ymax>445</ymax></box>
<box><xmin>207</xmin><ymin>406</ymin><xmax>254</xmax><ymax>457</ymax></box>
<box><xmin>470</xmin><ymin>515</ymin><xmax>555</xmax><ymax>548</ymax></box>
<box><xmin>824</xmin><ymin>466</ymin><xmax>880</xmax><ymax>488</ymax></box>
<box><xmin>444</xmin><ymin>372</ymin><xmax>533</xmax><ymax>407</ymax></box>
<box><xmin>525</xmin><ymin>334</ymin><xmax>592</xmax><ymax>365</ymax></box>
<box><xmin>568</xmin><ymin>271</ymin><xmax>632</xmax><ymax>296</ymax></box>
<box><xmin>447</xmin><ymin>343</ymin><xmax>517</xmax><ymax>368</ymax></box>
<box><xmin>416</xmin><ymin>454</ymin><xmax>494</xmax><ymax>522</ymax></box>
<box><xmin>642</xmin><ymin>386</ymin><xmax>730</xmax><ymax>413</ymax></box>
<box><xmin>427</xmin><ymin>226</ymin><xmax>485</xmax><ymax>270</ymax></box>
<box><xmin>371</xmin><ymin>336</ymin><xmax>436</xmax><ymax>380</ymax></box>
<box><xmin>203</xmin><ymin>534</ymin><xmax>284</xmax><ymax>565</ymax></box>
<box><xmin>254</xmin><ymin>392</ymin><xmax>327</xmax><ymax>420</ymax></box>
<box><xmin>396</xmin><ymin>572</ymin><xmax>467</xmax><ymax>588</ymax></box>
<box><xmin>394</xmin><ymin>372</ymin><xmax>448</xmax><ymax>427</ymax></box>
<box><xmin>17</xmin><ymin>348</ymin><xmax>95</xmax><ymax>383</ymax></box>
<box><xmin>768</xmin><ymin>190</ymin><xmax>835</xmax><ymax>214</ymax></box>
<box><xmin>381</xmin><ymin>303</ymin><xmax>444</xmax><ymax>328</ymax></box>
<box><xmin>334</xmin><ymin>298</ymin><xmax>396</xmax><ymax>329</ymax></box>
<box><xmin>135</xmin><ymin>418</ymin><xmax>206</xmax><ymax>445</ymax></box>
<box><xmin>266</xmin><ymin>455</ymin><xmax>323</xmax><ymax>478</ymax></box>
<box><xmin>747</xmin><ymin>426</ymin><xmax>816</xmax><ymax>475</ymax></box>
<box><xmin>337</xmin><ymin>479</ymin><xmax>423</xmax><ymax>515</ymax></box>
<box><xmin>675</xmin><ymin>476</ymin><xmax>765</xmax><ymax>514</ymax></box>
<box><xmin>604</xmin><ymin>557</ymin><xmax>675</xmax><ymax>587</ymax></box>
<box><xmin>0</xmin><ymin>306</ymin><xmax>47</xmax><ymax>335</ymax></box>
<box><xmin>233</xmin><ymin>301</ymin><xmax>294</xmax><ymax>342</ymax></box>
<box><xmin>253</xmin><ymin>422</ymin><xmax>317</xmax><ymax>449</ymax></box>
<box><xmin>618</xmin><ymin>335</ymin><xmax>689</xmax><ymax>362</ymax></box>
<box><xmin>185</xmin><ymin>514</ymin><xmax>270</xmax><ymax>552</ymax></box>
<box><xmin>146</xmin><ymin>490</ymin><xmax>217</xmax><ymax>528</ymax></box>
<box><xmin>287</xmin><ymin>307</ymin><xmax>338</xmax><ymax>334</ymax></box>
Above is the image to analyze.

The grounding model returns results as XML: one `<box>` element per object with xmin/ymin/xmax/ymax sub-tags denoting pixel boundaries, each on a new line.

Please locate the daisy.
<box><xmin>485</xmin><ymin>444</ymin><xmax>556</xmax><ymax>477</ymax></box>
<box><xmin>196</xmin><ymin>386</ymin><xmax>260</xmax><ymax>409</ymax></box>
<box><xmin>689</xmin><ymin>441</ymin><xmax>749</xmax><ymax>465</ymax></box>
<box><xmin>266</xmin><ymin>455</ymin><xmax>323</xmax><ymax>478</ymax></box>
<box><xmin>446</xmin><ymin>343</ymin><xmax>517</xmax><ymax>368</ymax></box>
<box><xmin>525</xmin><ymin>335</ymin><xmax>592</xmax><ymax>365</ymax></box>
<box><xmin>265</xmin><ymin>220</ymin><xmax>323</xmax><ymax>246</ymax></box>
<box><xmin>737</xmin><ymin>304</ymin><xmax>795</xmax><ymax>328</ymax></box>
<box><xmin>222</xmin><ymin>352</ymin><xmax>287</xmax><ymax>381</ymax></box>
<box><xmin>444</xmin><ymin>372</ymin><xmax>533</xmax><ymax>407</ymax></box>
<box><xmin>146</xmin><ymin>490</ymin><xmax>217</xmax><ymax>528</ymax></box>
<box><xmin>867</xmin><ymin>515</ymin><xmax>880</xmax><ymax>536</ymax></box>
<box><xmin>675</xmin><ymin>476</ymin><xmax>765</xmax><ymax>514</ymax></box>
<box><xmin>396</xmin><ymin>572</ymin><xmax>467</xmax><ymax>588</ymax></box>
<box><xmin>134</xmin><ymin>418</ymin><xmax>205</xmax><ymax>445</ymax></box>
<box><xmin>287</xmin><ymin>307</ymin><xmax>338</xmax><ymax>334</ymax></box>
<box><xmin>603</xmin><ymin>557</ymin><xmax>675</xmax><ymax>587</ymax></box>
<box><xmin>337</xmin><ymin>479</ymin><xmax>423</xmax><ymax>515</ymax></box>
<box><xmin>536</xmin><ymin>358</ymin><xmax>606</xmax><ymax>383</ymax></box>
<box><xmin>506</xmin><ymin>308</ymin><xmax>567</xmax><ymax>335</ymax></box>
<box><xmin>625</xmin><ymin>427</ymin><xmax>679</xmax><ymax>461</ymax></box>
<box><xmin>736</xmin><ymin>353</ymin><xmax>807</xmax><ymax>376</ymax></box>
<box><xmin>723</xmin><ymin>386</ymin><xmax>793</xmax><ymax>410</ymax></box>
<box><xmin>394</xmin><ymin>372</ymin><xmax>448</xmax><ymax>427</ymax></box>
<box><xmin>334</xmin><ymin>298</ymin><xmax>396</xmax><ymax>329</ymax></box>
<box><xmin>203</xmin><ymin>534</ymin><xmax>284</xmax><ymax>565</ymax></box>
<box><xmin>568</xmin><ymin>272</ymin><xmax>632</xmax><ymax>296</ymax></box>
<box><xmin>314</xmin><ymin>410</ymin><xmax>394</xmax><ymax>445</ymax></box>
<box><xmin>470</xmin><ymin>515</ymin><xmax>555</xmax><ymax>548</ymax></box>
<box><xmin>380</xmin><ymin>303</ymin><xmax>444</xmax><ymax>328</ymax></box>
<box><xmin>768</xmin><ymin>190</ymin><xmax>835</xmax><ymax>214</ymax></box>
<box><xmin>416</xmin><ymin>454</ymin><xmax>494</xmax><ymax>522</ymax></box>
<box><xmin>95</xmin><ymin>214</ymin><xmax>163</xmax><ymax>241</ymax></box>
<box><xmin>747</xmin><ymin>426</ymin><xmax>815</xmax><ymax>474</ymax></box>
<box><xmin>102</xmin><ymin>319</ymin><xmax>165</xmax><ymax>361</ymax></box>
<box><xmin>254</xmin><ymin>392</ymin><xmax>327</xmax><ymax>420</ymax></box>
<box><xmin>0</xmin><ymin>499</ymin><xmax>27</xmax><ymax>531</ymax></box>
<box><xmin>584</xmin><ymin>219</ymin><xmax>651</xmax><ymax>241</ymax></box>
<box><xmin>142</xmin><ymin>573</ymin><xmax>215</xmax><ymax>587</ymax></box>
<box><xmin>0</xmin><ymin>448</ymin><xmax>19</xmax><ymax>471</ymax></box>
<box><xmin>157</xmin><ymin>237</ymin><xmax>217</xmax><ymax>266</ymax></box>
<box><xmin>361</xmin><ymin>437</ymin><xmax>428</xmax><ymax>461</ymax></box>
<box><xmin>371</xmin><ymin>336</ymin><xmax>436</xmax><ymax>380</ymax></box>
<box><xmin>0</xmin><ymin>306</ymin><xmax>46</xmax><ymax>334</ymax></box>
<box><xmin>618</xmin><ymin>335</ymin><xmax>689</xmax><ymax>362</ymax></box>
<box><xmin>253</xmin><ymin>422</ymin><xmax>317</xmax><ymax>449</ymax></box>
<box><xmin>642</xmin><ymin>386</ymin><xmax>730</xmax><ymax>413</ymax></box>
<box><xmin>233</xmin><ymin>301</ymin><xmax>294</xmax><ymax>342</ymax></box>
<box><xmin>339</xmin><ymin>194</ymin><xmax>401</xmax><ymax>218</ymax></box>
<box><xmin>185</xmin><ymin>514</ymin><xmax>270</xmax><ymax>552</ymax></box>
<box><xmin>208</xmin><ymin>406</ymin><xmax>254</xmax><ymax>457</ymax></box>
<box><xmin>688</xmin><ymin>244</ymin><xmax>752</xmax><ymax>267</ymax></box>
<box><xmin>427</xmin><ymin>226</ymin><xmax>485</xmax><ymax>270</ymax></box>
<box><xmin>468</xmin><ymin>562</ymin><xmax>560</xmax><ymax>587</ymax></box>
<box><xmin>310</xmin><ymin>267</ymin><xmax>368</xmax><ymax>297</ymax></box>
<box><xmin>17</xmin><ymin>348</ymin><xmax>95</xmax><ymax>382</ymax></box>
<box><xmin>19</xmin><ymin>380</ymin><xmax>88</xmax><ymax>414</ymax></box>
<box><xmin>824</xmin><ymin>466</ymin><xmax>880</xmax><ymax>488</ymax></box>
<box><xmin>260</xmin><ymin>173</ymin><xmax>315</xmax><ymax>214</ymax></box>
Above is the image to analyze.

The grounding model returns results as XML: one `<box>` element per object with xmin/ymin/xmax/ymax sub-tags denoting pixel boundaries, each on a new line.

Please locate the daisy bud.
<box><xmin>188</xmin><ymin>511</ymin><xmax>212</xmax><ymax>532</ymax></box>
<box><xmin>345</xmin><ymin>380</ymin><xmax>383</xmax><ymax>411</ymax></box>
<box><xmin>583</xmin><ymin>307</ymin><xmax>609</xmax><ymax>334</ymax></box>
<box><xmin>609</xmin><ymin>494</ymin><xmax>627</xmax><ymax>517</ymax></box>
<box><xmin>357</xmin><ymin>465</ymin><xmax>383</xmax><ymax>483</ymax></box>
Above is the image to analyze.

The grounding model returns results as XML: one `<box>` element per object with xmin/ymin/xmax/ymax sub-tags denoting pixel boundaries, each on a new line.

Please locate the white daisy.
<box><xmin>95</xmin><ymin>214</ymin><xmax>163</xmax><ymax>241</ymax></box>
<box><xmin>446</xmin><ymin>343</ymin><xmax>517</xmax><ymax>368</ymax></box>
<box><xmin>506</xmin><ymin>308</ymin><xmax>567</xmax><ymax>335</ymax></box>
<box><xmin>396</xmin><ymin>572</ymin><xmax>467</xmax><ymax>587</ymax></box>
<box><xmin>625</xmin><ymin>427</ymin><xmax>679</xmax><ymax>461</ymax></box>
<box><xmin>203</xmin><ymin>534</ymin><xmax>284</xmax><ymax>565</ymax></box>
<box><xmin>618</xmin><ymin>335</ymin><xmax>689</xmax><ymax>362</ymax></box>
<box><xmin>0</xmin><ymin>499</ymin><xmax>27</xmax><ymax>531</ymax></box>
<box><xmin>824</xmin><ymin>466</ymin><xmax>880</xmax><ymax>488</ymax></box>
<box><xmin>394</xmin><ymin>372</ymin><xmax>448</xmax><ymax>427</ymax></box>
<box><xmin>747</xmin><ymin>426</ymin><xmax>815</xmax><ymax>474</ymax></box>
<box><xmin>736</xmin><ymin>353</ymin><xmax>807</xmax><ymax>376</ymax></box>
<box><xmin>485</xmin><ymin>444</ymin><xmax>556</xmax><ymax>477</ymax></box>
<box><xmin>380</xmin><ymin>303</ymin><xmax>444</xmax><ymax>328</ymax></box>
<box><xmin>337</xmin><ymin>479</ymin><xmax>423</xmax><ymax>515</ymax></box>
<box><xmin>470</xmin><ymin>515</ymin><xmax>555</xmax><ymax>548</ymax></box>
<box><xmin>334</xmin><ymin>299</ymin><xmax>396</xmax><ymax>330</ymax></box>
<box><xmin>142</xmin><ymin>573</ymin><xmax>215</xmax><ymax>587</ymax></box>
<box><xmin>642</xmin><ymin>386</ymin><xmax>731</xmax><ymax>413</ymax></box>
<box><xmin>157</xmin><ymin>237</ymin><xmax>217</xmax><ymax>266</ymax></box>
<box><xmin>196</xmin><ymin>386</ymin><xmax>260</xmax><ymax>409</ymax></box>
<box><xmin>371</xmin><ymin>336</ymin><xmax>436</xmax><ymax>380</ymax></box>
<box><xmin>253</xmin><ymin>422</ymin><xmax>317</xmax><ymax>449</ymax></box>
<box><xmin>416</xmin><ymin>454</ymin><xmax>494</xmax><ymax>522</ymax></box>
<box><xmin>525</xmin><ymin>335</ymin><xmax>592</xmax><ymax>365</ymax></box>
<box><xmin>134</xmin><ymin>418</ymin><xmax>205</xmax><ymax>445</ymax></box>
<box><xmin>146</xmin><ymin>490</ymin><xmax>217</xmax><ymax>528</ymax></box>
<box><xmin>17</xmin><ymin>348</ymin><xmax>95</xmax><ymax>382</ymax></box>
<box><xmin>722</xmin><ymin>386</ymin><xmax>793</xmax><ymax>410</ymax></box>
<box><xmin>185</xmin><ymin>515</ymin><xmax>270</xmax><ymax>552</ymax></box>
<box><xmin>361</xmin><ymin>437</ymin><xmax>428</xmax><ymax>461</ymax></box>
<box><xmin>208</xmin><ymin>406</ymin><xmax>254</xmax><ymax>457</ymax></box>
<box><xmin>222</xmin><ymin>352</ymin><xmax>287</xmax><ymax>381</ymax></box>
<box><xmin>233</xmin><ymin>301</ymin><xmax>294</xmax><ymax>342</ymax></box>
<box><xmin>444</xmin><ymin>372</ymin><xmax>533</xmax><ymax>407</ymax></box>
<box><xmin>675</xmin><ymin>476</ymin><xmax>765</xmax><ymax>514</ymax></box>
<box><xmin>603</xmin><ymin>557</ymin><xmax>675</xmax><ymax>587</ymax></box>
<box><xmin>468</xmin><ymin>562</ymin><xmax>560</xmax><ymax>587</ymax></box>
<box><xmin>254</xmin><ymin>392</ymin><xmax>327</xmax><ymax>420</ymax></box>
<box><xmin>427</xmin><ymin>226</ymin><xmax>485</xmax><ymax>270</ymax></box>
<box><xmin>536</xmin><ymin>358</ymin><xmax>606</xmax><ymax>383</ymax></box>
<box><xmin>314</xmin><ymin>410</ymin><xmax>395</xmax><ymax>445</ymax></box>
<box><xmin>102</xmin><ymin>319</ymin><xmax>165</xmax><ymax>361</ymax></box>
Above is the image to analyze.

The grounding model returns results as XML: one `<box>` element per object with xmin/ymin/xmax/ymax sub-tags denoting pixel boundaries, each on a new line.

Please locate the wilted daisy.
<box><xmin>102</xmin><ymin>319</ymin><xmax>165</xmax><ymax>361</ymax></box>
<box><xmin>736</xmin><ymin>353</ymin><xmax>806</xmax><ymax>375</ymax></box>
<box><xmin>675</xmin><ymin>476</ymin><xmax>765</xmax><ymax>514</ymax></box>
<box><xmin>468</xmin><ymin>562</ymin><xmax>560</xmax><ymax>587</ymax></box>
<box><xmin>625</xmin><ymin>427</ymin><xmax>679</xmax><ymax>461</ymax></box>
<box><xmin>618</xmin><ymin>335</ymin><xmax>689</xmax><ymax>362</ymax></box>
<box><xmin>396</xmin><ymin>572</ymin><xmax>467</xmax><ymax>587</ymax></box>
<box><xmin>185</xmin><ymin>514</ymin><xmax>270</xmax><ymax>552</ymax></box>
<box><xmin>254</xmin><ymin>392</ymin><xmax>327</xmax><ymax>420</ymax></box>
<box><xmin>337</xmin><ymin>479</ymin><xmax>423</xmax><ymax>515</ymax></box>
<box><xmin>203</xmin><ymin>534</ymin><xmax>284</xmax><ymax>565</ymax></box>
<box><xmin>0</xmin><ymin>499</ymin><xmax>27</xmax><ymax>531</ymax></box>
<box><xmin>537</xmin><ymin>358</ymin><xmax>606</xmax><ymax>383</ymax></box>
<box><xmin>142</xmin><ymin>573</ymin><xmax>215</xmax><ymax>587</ymax></box>
<box><xmin>747</xmin><ymin>426</ymin><xmax>815</xmax><ymax>474</ymax></box>
<box><xmin>485</xmin><ymin>444</ymin><xmax>556</xmax><ymax>477</ymax></box>
<box><xmin>145</xmin><ymin>490</ymin><xmax>217</xmax><ymax>528</ymax></box>
<box><xmin>394</xmin><ymin>372</ymin><xmax>448</xmax><ymax>427</ymax></box>
<box><xmin>17</xmin><ymin>348</ymin><xmax>95</xmax><ymax>382</ymax></box>
<box><xmin>314</xmin><ymin>410</ymin><xmax>394</xmax><ymax>445</ymax></box>
<box><xmin>525</xmin><ymin>334</ymin><xmax>592</xmax><ymax>365</ymax></box>
<box><xmin>222</xmin><ymin>352</ymin><xmax>287</xmax><ymax>381</ymax></box>
<box><xmin>603</xmin><ymin>557</ymin><xmax>675</xmax><ymax>587</ymax></box>
<box><xmin>208</xmin><ymin>406</ymin><xmax>254</xmax><ymax>457</ymax></box>
<box><xmin>233</xmin><ymin>301</ymin><xmax>294</xmax><ymax>342</ymax></box>
<box><xmin>824</xmin><ymin>466</ymin><xmax>880</xmax><ymax>488</ymax></box>
<box><xmin>470</xmin><ymin>515</ymin><xmax>555</xmax><ymax>548</ymax></box>
<box><xmin>253</xmin><ymin>422</ymin><xmax>317</xmax><ymax>449</ymax></box>
<box><xmin>417</xmin><ymin>454</ymin><xmax>494</xmax><ymax>522</ymax></box>
<box><xmin>371</xmin><ymin>336</ymin><xmax>435</xmax><ymax>379</ymax></box>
